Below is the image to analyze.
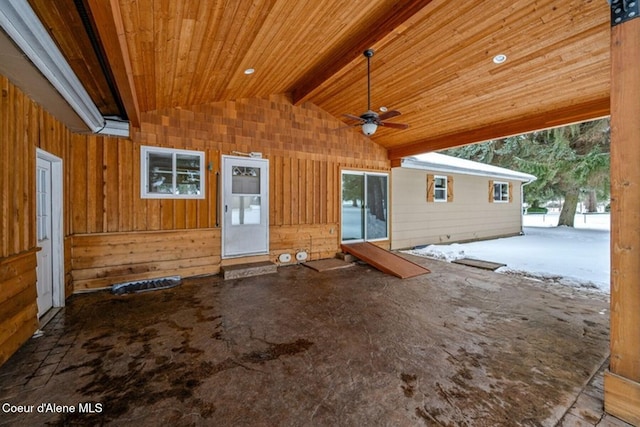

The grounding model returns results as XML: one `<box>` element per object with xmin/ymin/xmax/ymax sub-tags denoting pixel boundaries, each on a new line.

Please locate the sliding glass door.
<box><xmin>341</xmin><ymin>171</ymin><xmax>388</xmax><ymax>242</ymax></box>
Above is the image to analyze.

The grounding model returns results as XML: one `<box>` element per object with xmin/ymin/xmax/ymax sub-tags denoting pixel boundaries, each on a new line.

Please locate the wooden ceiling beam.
<box><xmin>84</xmin><ymin>0</ymin><xmax>140</xmax><ymax>127</ymax></box>
<box><xmin>290</xmin><ymin>0</ymin><xmax>433</xmax><ymax>106</ymax></box>
<box><xmin>387</xmin><ymin>97</ymin><xmax>611</xmax><ymax>160</ymax></box>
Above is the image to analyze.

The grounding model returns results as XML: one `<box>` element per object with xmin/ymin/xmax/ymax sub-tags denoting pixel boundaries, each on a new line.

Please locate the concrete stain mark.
<box><xmin>241</xmin><ymin>338</ymin><xmax>313</xmax><ymax>364</ymax></box>
<box><xmin>421</xmin><ymin>340</ymin><xmax>589</xmax><ymax>426</ymax></box>
<box><xmin>53</xmin><ymin>338</ymin><xmax>314</xmax><ymax>425</ymax></box>
<box><xmin>400</xmin><ymin>373</ymin><xmax>417</xmax><ymax>397</ymax></box>
<box><xmin>409</xmin><ymin>344</ymin><xmax>557</xmax><ymax>426</ymax></box>
<box><xmin>415</xmin><ymin>406</ymin><xmax>454</xmax><ymax>426</ymax></box>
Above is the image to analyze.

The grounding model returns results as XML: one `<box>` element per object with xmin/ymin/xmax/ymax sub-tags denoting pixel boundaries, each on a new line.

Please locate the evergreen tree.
<box><xmin>443</xmin><ymin>118</ymin><xmax>610</xmax><ymax>227</ymax></box>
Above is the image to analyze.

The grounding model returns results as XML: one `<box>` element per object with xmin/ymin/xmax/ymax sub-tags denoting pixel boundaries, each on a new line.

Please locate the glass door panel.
<box><xmin>365</xmin><ymin>174</ymin><xmax>388</xmax><ymax>240</ymax></box>
<box><xmin>341</xmin><ymin>173</ymin><xmax>365</xmax><ymax>241</ymax></box>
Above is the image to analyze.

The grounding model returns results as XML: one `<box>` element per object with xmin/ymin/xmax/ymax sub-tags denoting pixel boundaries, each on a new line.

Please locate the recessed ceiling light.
<box><xmin>244</xmin><ymin>68</ymin><xmax>255</xmax><ymax>75</ymax></box>
<box><xmin>379</xmin><ymin>106</ymin><xmax>388</xmax><ymax>112</ymax></box>
<box><xmin>493</xmin><ymin>54</ymin><xmax>507</xmax><ymax>64</ymax></box>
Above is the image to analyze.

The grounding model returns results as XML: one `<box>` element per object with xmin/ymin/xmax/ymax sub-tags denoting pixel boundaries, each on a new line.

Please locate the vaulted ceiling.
<box><xmin>27</xmin><ymin>0</ymin><xmax>610</xmax><ymax>159</ymax></box>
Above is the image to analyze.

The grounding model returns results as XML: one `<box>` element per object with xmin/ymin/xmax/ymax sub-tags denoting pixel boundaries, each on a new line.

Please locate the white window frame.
<box><xmin>493</xmin><ymin>181</ymin><xmax>509</xmax><ymax>203</ymax></box>
<box><xmin>141</xmin><ymin>146</ymin><xmax>205</xmax><ymax>199</ymax></box>
<box><xmin>434</xmin><ymin>175</ymin><xmax>448</xmax><ymax>202</ymax></box>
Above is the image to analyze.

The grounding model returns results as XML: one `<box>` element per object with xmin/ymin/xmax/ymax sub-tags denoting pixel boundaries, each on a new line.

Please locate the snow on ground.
<box><xmin>405</xmin><ymin>213</ymin><xmax>610</xmax><ymax>293</ymax></box>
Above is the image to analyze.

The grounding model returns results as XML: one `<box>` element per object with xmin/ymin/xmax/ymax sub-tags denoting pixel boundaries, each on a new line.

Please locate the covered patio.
<box><xmin>0</xmin><ymin>257</ymin><xmax>625</xmax><ymax>426</ymax></box>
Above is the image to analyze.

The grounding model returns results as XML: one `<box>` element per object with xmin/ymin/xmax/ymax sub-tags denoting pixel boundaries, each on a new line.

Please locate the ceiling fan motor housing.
<box><xmin>360</xmin><ymin>110</ymin><xmax>379</xmax><ymax>123</ymax></box>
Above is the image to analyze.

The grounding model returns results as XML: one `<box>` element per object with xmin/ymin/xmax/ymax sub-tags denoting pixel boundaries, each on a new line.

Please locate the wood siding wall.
<box><xmin>0</xmin><ymin>76</ymin><xmax>74</xmax><ymax>365</ymax></box>
<box><xmin>391</xmin><ymin>167</ymin><xmax>524</xmax><ymax>250</ymax></box>
<box><xmin>69</xmin><ymin>94</ymin><xmax>390</xmax><ymax>290</ymax></box>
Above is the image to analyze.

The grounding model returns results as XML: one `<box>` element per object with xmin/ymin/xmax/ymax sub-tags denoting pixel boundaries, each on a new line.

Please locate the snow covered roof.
<box><xmin>401</xmin><ymin>152</ymin><xmax>537</xmax><ymax>183</ymax></box>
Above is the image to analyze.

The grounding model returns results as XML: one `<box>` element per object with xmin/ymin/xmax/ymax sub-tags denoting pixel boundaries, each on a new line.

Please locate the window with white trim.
<box><xmin>493</xmin><ymin>181</ymin><xmax>509</xmax><ymax>202</ymax></box>
<box><xmin>141</xmin><ymin>146</ymin><xmax>205</xmax><ymax>199</ymax></box>
<box><xmin>434</xmin><ymin>175</ymin><xmax>447</xmax><ymax>202</ymax></box>
<box><xmin>427</xmin><ymin>174</ymin><xmax>454</xmax><ymax>203</ymax></box>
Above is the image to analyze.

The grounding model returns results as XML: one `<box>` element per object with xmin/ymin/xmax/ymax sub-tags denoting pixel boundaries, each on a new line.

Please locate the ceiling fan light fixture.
<box><xmin>362</xmin><ymin>122</ymin><xmax>378</xmax><ymax>136</ymax></box>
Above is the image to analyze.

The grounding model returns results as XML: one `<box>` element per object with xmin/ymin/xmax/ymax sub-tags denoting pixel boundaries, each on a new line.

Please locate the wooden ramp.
<box><xmin>341</xmin><ymin>242</ymin><xmax>431</xmax><ymax>279</ymax></box>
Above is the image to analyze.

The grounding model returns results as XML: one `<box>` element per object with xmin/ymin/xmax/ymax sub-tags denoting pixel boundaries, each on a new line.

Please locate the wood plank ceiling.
<box><xmin>28</xmin><ymin>0</ymin><xmax>610</xmax><ymax>159</ymax></box>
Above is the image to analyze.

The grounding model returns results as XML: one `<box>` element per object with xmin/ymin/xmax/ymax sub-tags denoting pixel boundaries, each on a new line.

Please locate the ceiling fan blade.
<box><xmin>378</xmin><ymin>110</ymin><xmax>401</xmax><ymax>121</ymax></box>
<box><xmin>380</xmin><ymin>121</ymin><xmax>409</xmax><ymax>129</ymax></box>
<box><xmin>343</xmin><ymin>113</ymin><xmax>364</xmax><ymax>122</ymax></box>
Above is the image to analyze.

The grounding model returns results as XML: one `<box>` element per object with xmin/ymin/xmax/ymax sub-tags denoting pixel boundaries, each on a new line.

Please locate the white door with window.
<box><xmin>36</xmin><ymin>157</ymin><xmax>54</xmax><ymax>317</ymax></box>
<box><xmin>222</xmin><ymin>156</ymin><xmax>269</xmax><ymax>258</ymax></box>
<box><xmin>341</xmin><ymin>171</ymin><xmax>389</xmax><ymax>242</ymax></box>
<box><xmin>35</xmin><ymin>150</ymin><xmax>64</xmax><ymax>319</ymax></box>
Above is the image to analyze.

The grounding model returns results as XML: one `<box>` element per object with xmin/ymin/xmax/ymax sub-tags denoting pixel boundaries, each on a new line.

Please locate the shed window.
<box><xmin>427</xmin><ymin>174</ymin><xmax>454</xmax><ymax>202</ymax></box>
<box><xmin>434</xmin><ymin>176</ymin><xmax>447</xmax><ymax>202</ymax></box>
<box><xmin>141</xmin><ymin>146</ymin><xmax>205</xmax><ymax>199</ymax></box>
<box><xmin>493</xmin><ymin>181</ymin><xmax>509</xmax><ymax>202</ymax></box>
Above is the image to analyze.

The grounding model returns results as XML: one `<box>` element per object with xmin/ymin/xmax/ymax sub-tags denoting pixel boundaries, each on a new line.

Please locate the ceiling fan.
<box><xmin>343</xmin><ymin>49</ymin><xmax>409</xmax><ymax>136</ymax></box>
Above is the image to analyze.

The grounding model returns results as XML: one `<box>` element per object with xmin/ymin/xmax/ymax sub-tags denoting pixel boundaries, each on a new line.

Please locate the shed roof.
<box><xmin>401</xmin><ymin>152</ymin><xmax>537</xmax><ymax>183</ymax></box>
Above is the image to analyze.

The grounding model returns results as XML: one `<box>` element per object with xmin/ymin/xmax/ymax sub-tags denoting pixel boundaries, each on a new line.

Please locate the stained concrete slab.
<box><xmin>0</xmin><ymin>256</ymin><xmax>629</xmax><ymax>426</ymax></box>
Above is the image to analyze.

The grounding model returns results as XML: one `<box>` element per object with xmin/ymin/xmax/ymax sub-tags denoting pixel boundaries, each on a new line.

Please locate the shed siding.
<box><xmin>391</xmin><ymin>167</ymin><xmax>523</xmax><ymax>250</ymax></box>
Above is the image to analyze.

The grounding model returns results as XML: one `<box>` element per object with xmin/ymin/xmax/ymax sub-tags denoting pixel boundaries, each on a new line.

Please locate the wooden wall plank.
<box><xmin>105</xmin><ymin>138</ymin><xmax>119</xmax><ymax>232</ymax></box>
<box><xmin>70</xmin><ymin>136</ymin><xmax>88</xmax><ymax>234</ymax></box>
<box><xmin>7</xmin><ymin>83</ymin><xmax>17</xmax><ymax>254</ymax></box>
<box><xmin>604</xmin><ymin>372</ymin><xmax>640</xmax><ymax>426</ymax></box>
<box><xmin>70</xmin><ymin>229</ymin><xmax>220</xmax><ymax>290</ymax></box>
<box><xmin>282</xmin><ymin>156</ymin><xmax>292</xmax><ymax>225</ymax></box>
<box><xmin>0</xmin><ymin>77</ymin><xmax>8</xmax><ymax>257</ymax></box>
<box><xmin>607</xmin><ymin>16</ymin><xmax>640</xmax><ymax>425</ymax></box>
<box><xmin>0</xmin><ymin>251</ymin><xmax>38</xmax><ymax>366</ymax></box>
<box><xmin>118</xmin><ymin>139</ymin><xmax>133</xmax><ymax>230</ymax></box>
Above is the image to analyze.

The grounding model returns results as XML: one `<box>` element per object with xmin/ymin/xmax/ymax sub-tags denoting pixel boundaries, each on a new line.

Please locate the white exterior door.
<box><xmin>36</xmin><ymin>157</ymin><xmax>53</xmax><ymax>317</ymax></box>
<box><xmin>222</xmin><ymin>156</ymin><xmax>269</xmax><ymax>258</ymax></box>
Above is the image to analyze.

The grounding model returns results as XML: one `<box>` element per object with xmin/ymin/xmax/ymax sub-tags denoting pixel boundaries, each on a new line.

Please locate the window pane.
<box><xmin>36</xmin><ymin>169</ymin><xmax>48</xmax><ymax>241</ymax></box>
<box><xmin>231</xmin><ymin>196</ymin><xmax>261</xmax><ymax>225</ymax></box>
<box><xmin>176</xmin><ymin>154</ymin><xmax>201</xmax><ymax>195</ymax></box>
<box><xmin>493</xmin><ymin>183</ymin><xmax>508</xmax><ymax>201</ymax></box>
<box><xmin>232</xmin><ymin>167</ymin><xmax>260</xmax><ymax>194</ymax></box>
<box><xmin>366</xmin><ymin>174</ymin><xmax>388</xmax><ymax>240</ymax></box>
<box><xmin>435</xmin><ymin>176</ymin><xmax>447</xmax><ymax>201</ymax></box>
<box><xmin>148</xmin><ymin>152</ymin><xmax>173</xmax><ymax>193</ymax></box>
<box><xmin>342</xmin><ymin>173</ymin><xmax>365</xmax><ymax>241</ymax></box>
<box><xmin>501</xmin><ymin>184</ymin><xmax>509</xmax><ymax>201</ymax></box>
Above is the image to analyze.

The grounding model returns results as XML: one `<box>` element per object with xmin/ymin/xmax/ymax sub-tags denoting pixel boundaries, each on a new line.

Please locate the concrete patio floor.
<box><xmin>0</xmin><ymin>256</ymin><xmax>632</xmax><ymax>426</ymax></box>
